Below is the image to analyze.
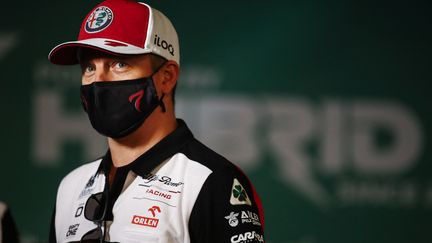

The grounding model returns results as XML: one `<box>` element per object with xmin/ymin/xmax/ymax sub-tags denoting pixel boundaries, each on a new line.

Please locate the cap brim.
<box><xmin>48</xmin><ymin>38</ymin><xmax>153</xmax><ymax>65</ymax></box>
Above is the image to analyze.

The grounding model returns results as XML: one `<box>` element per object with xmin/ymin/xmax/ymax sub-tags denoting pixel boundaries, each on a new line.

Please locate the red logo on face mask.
<box><xmin>128</xmin><ymin>90</ymin><xmax>144</xmax><ymax>112</ymax></box>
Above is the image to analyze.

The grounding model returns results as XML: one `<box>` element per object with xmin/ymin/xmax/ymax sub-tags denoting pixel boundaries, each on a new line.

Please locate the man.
<box><xmin>48</xmin><ymin>0</ymin><xmax>265</xmax><ymax>242</ymax></box>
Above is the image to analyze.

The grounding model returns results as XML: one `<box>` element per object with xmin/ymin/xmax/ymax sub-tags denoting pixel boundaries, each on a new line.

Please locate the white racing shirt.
<box><xmin>50</xmin><ymin>120</ymin><xmax>265</xmax><ymax>243</ymax></box>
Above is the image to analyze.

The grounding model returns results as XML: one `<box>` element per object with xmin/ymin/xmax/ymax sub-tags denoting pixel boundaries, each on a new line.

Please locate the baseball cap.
<box><xmin>48</xmin><ymin>0</ymin><xmax>180</xmax><ymax>65</ymax></box>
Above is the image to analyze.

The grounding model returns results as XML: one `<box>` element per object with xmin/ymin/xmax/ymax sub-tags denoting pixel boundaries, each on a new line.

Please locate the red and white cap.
<box><xmin>48</xmin><ymin>0</ymin><xmax>180</xmax><ymax>65</ymax></box>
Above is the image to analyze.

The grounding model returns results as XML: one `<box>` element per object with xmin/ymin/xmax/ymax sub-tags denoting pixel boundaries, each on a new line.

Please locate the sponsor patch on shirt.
<box><xmin>231</xmin><ymin>231</ymin><xmax>264</xmax><ymax>243</ymax></box>
<box><xmin>225</xmin><ymin>210</ymin><xmax>261</xmax><ymax>227</ymax></box>
<box><xmin>78</xmin><ymin>174</ymin><xmax>98</xmax><ymax>199</ymax></box>
<box><xmin>131</xmin><ymin>205</ymin><xmax>162</xmax><ymax>228</ymax></box>
<box><xmin>230</xmin><ymin>178</ymin><xmax>252</xmax><ymax>206</ymax></box>
<box><xmin>225</xmin><ymin>212</ymin><xmax>240</xmax><ymax>227</ymax></box>
<box><xmin>65</xmin><ymin>223</ymin><xmax>80</xmax><ymax>238</ymax></box>
<box><xmin>136</xmin><ymin>178</ymin><xmax>182</xmax><ymax>207</ymax></box>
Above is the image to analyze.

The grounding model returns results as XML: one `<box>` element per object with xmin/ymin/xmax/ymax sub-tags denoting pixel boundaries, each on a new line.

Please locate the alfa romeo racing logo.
<box><xmin>85</xmin><ymin>6</ymin><xmax>113</xmax><ymax>33</ymax></box>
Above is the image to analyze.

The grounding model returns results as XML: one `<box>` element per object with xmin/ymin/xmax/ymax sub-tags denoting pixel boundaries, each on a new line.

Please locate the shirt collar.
<box><xmin>96</xmin><ymin>119</ymin><xmax>194</xmax><ymax>177</ymax></box>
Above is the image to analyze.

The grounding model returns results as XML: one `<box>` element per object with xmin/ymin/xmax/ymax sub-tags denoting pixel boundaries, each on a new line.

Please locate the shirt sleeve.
<box><xmin>188</xmin><ymin>167</ymin><xmax>265</xmax><ymax>243</ymax></box>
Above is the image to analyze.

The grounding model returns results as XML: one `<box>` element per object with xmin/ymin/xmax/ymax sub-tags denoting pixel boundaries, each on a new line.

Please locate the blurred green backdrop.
<box><xmin>0</xmin><ymin>0</ymin><xmax>431</xmax><ymax>242</ymax></box>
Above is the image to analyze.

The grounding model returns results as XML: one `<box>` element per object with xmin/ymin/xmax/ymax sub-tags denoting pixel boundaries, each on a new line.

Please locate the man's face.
<box><xmin>79</xmin><ymin>49</ymin><xmax>154</xmax><ymax>85</ymax></box>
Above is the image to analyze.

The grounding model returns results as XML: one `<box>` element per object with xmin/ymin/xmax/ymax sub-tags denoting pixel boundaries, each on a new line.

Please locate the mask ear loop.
<box><xmin>159</xmin><ymin>93</ymin><xmax>166</xmax><ymax>113</ymax></box>
<box><xmin>151</xmin><ymin>60</ymin><xmax>168</xmax><ymax>113</ymax></box>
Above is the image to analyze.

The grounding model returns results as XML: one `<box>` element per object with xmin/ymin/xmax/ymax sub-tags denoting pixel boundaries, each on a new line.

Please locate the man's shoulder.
<box><xmin>182</xmin><ymin>138</ymin><xmax>240</xmax><ymax>175</ymax></box>
<box><xmin>182</xmin><ymin>138</ymin><xmax>258</xmax><ymax>199</ymax></box>
<box><xmin>59</xmin><ymin>158</ymin><xmax>102</xmax><ymax>187</ymax></box>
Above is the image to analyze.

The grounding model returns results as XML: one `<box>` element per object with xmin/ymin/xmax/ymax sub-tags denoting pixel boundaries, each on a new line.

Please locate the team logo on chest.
<box><xmin>141</xmin><ymin>174</ymin><xmax>184</xmax><ymax>187</ymax></box>
<box><xmin>85</xmin><ymin>6</ymin><xmax>113</xmax><ymax>33</ymax></box>
<box><xmin>230</xmin><ymin>178</ymin><xmax>252</xmax><ymax>206</ymax></box>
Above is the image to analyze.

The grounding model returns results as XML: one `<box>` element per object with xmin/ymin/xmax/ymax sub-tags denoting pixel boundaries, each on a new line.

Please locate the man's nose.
<box><xmin>93</xmin><ymin>67</ymin><xmax>110</xmax><ymax>82</ymax></box>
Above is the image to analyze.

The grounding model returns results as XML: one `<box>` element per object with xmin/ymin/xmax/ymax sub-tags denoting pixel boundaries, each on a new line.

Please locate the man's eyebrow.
<box><xmin>79</xmin><ymin>59</ymin><xmax>91</xmax><ymax>67</ymax></box>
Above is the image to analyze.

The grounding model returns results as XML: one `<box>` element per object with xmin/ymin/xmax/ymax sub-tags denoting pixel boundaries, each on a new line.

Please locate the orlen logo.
<box><xmin>131</xmin><ymin>206</ymin><xmax>161</xmax><ymax>228</ymax></box>
<box><xmin>154</xmin><ymin>35</ymin><xmax>175</xmax><ymax>56</ymax></box>
<box><xmin>231</xmin><ymin>231</ymin><xmax>264</xmax><ymax>243</ymax></box>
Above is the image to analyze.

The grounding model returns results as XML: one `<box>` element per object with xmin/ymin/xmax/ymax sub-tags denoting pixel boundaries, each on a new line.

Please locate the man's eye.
<box><xmin>84</xmin><ymin>66</ymin><xmax>95</xmax><ymax>73</ymax></box>
<box><xmin>114</xmin><ymin>62</ymin><xmax>127</xmax><ymax>69</ymax></box>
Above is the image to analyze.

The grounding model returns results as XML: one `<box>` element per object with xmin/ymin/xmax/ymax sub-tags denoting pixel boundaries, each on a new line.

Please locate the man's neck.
<box><xmin>107</xmin><ymin>112</ymin><xmax>177</xmax><ymax>168</ymax></box>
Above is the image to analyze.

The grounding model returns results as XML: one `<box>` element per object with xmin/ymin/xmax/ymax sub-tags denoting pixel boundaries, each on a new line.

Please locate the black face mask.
<box><xmin>80</xmin><ymin>76</ymin><xmax>166</xmax><ymax>138</ymax></box>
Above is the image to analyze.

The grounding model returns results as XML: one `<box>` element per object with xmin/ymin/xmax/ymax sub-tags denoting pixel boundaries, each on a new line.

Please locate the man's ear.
<box><xmin>159</xmin><ymin>60</ymin><xmax>179</xmax><ymax>94</ymax></box>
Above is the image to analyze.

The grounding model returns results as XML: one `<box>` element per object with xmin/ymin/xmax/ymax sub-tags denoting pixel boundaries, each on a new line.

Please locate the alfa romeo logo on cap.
<box><xmin>85</xmin><ymin>6</ymin><xmax>113</xmax><ymax>33</ymax></box>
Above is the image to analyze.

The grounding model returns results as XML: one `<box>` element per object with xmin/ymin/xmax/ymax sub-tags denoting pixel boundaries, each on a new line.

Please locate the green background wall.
<box><xmin>0</xmin><ymin>0</ymin><xmax>430</xmax><ymax>242</ymax></box>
